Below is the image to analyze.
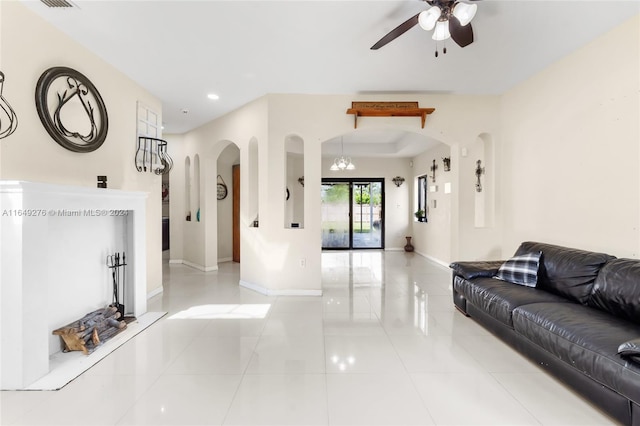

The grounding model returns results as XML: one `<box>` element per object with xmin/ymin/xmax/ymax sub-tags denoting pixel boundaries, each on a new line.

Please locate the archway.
<box><xmin>319</xmin><ymin>129</ymin><xmax>442</xmax><ymax>251</ymax></box>
<box><xmin>216</xmin><ymin>143</ymin><xmax>240</xmax><ymax>263</ymax></box>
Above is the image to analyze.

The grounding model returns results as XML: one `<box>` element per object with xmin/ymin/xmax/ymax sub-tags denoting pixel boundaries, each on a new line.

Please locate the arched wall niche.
<box><xmin>248</xmin><ymin>137</ymin><xmax>259</xmax><ymax>225</ymax></box>
<box><xmin>184</xmin><ymin>156</ymin><xmax>191</xmax><ymax>221</ymax></box>
<box><xmin>284</xmin><ymin>134</ymin><xmax>304</xmax><ymax>228</ymax></box>
<box><xmin>194</xmin><ymin>154</ymin><xmax>201</xmax><ymax>222</ymax></box>
<box><xmin>474</xmin><ymin>133</ymin><xmax>495</xmax><ymax>228</ymax></box>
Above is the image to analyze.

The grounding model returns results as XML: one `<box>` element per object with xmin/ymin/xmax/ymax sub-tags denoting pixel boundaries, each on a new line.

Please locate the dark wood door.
<box><xmin>232</xmin><ymin>164</ymin><xmax>240</xmax><ymax>262</ymax></box>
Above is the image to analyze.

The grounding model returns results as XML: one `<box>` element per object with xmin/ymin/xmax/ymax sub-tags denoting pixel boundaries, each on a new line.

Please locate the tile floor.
<box><xmin>1</xmin><ymin>251</ymin><xmax>616</xmax><ymax>425</ymax></box>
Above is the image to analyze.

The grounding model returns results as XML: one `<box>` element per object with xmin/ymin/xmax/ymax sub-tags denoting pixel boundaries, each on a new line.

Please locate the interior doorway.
<box><xmin>321</xmin><ymin>178</ymin><xmax>384</xmax><ymax>250</ymax></box>
<box><xmin>233</xmin><ymin>164</ymin><xmax>240</xmax><ymax>262</ymax></box>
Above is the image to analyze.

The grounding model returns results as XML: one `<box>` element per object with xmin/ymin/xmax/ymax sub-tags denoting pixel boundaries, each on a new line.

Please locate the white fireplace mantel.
<box><xmin>0</xmin><ymin>181</ymin><xmax>148</xmax><ymax>390</ymax></box>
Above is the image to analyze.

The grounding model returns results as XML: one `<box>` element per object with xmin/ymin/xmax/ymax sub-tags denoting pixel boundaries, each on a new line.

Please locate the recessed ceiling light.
<box><xmin>207</xmin><ymin>93</ymin><xmax>220</xmax><ymax>100</ymax></box>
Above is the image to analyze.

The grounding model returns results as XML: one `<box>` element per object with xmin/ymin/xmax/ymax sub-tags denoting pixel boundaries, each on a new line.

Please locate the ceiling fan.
<box><xmin>371</xmin><ymin>0</ymin><xmax>481</xmax><ymax>55</ymax></box>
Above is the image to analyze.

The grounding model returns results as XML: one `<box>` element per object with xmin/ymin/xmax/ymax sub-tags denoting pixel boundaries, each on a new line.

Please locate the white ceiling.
<box><xmin>22</xmin><ymin>0</ymin><xmax>640</xmax><ymax>157</ymax></box>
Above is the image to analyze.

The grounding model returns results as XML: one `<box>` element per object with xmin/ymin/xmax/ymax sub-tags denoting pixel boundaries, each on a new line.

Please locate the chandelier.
<box><xmin>330</xmin><ymin>137</ymin><xmax>355</xmax><ymax>171</ymax></box>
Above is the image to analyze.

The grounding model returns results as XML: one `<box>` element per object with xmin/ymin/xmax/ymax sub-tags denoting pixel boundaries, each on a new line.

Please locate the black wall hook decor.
<box><xmin>430</xmin><ymin>159</ymin><xmax>438</xmax><ymax>182</ymax></box>
<box><xmin>35</xmin><ymin>66</ymin><xmax>108</xmax><ymax>152</ymax></box>
<box><xmin>0</xmin><ymin>71</ymin><xmax>18</xmax><ymax>139</ymax></box>
<box><xmin>475</xmin><ymin>159</ymin><xmax>485</xmax><ymax>192</ymax></box>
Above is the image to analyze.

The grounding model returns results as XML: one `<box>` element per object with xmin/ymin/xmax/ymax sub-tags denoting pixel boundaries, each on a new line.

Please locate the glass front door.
<box><xmin>321</xmin><ymin>179</ymin><xmax>384</xmax><ymax>249</ymax></box>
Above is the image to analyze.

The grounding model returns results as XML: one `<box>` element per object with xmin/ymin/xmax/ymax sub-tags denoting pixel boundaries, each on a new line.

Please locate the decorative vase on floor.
<box><xmin>404</xmin><ymin>236</ymin><xmax>414</xmax><ymax>252</ymax></box>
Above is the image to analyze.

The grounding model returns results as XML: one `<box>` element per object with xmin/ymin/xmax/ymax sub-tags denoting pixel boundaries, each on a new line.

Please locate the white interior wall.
<box><xmin>411</xmin><ymin>144</ymin><xmax>453</xmax><ymax>264</ymax></box>
<box><xmin>500</xmin><ymin>14</ymin><xmax>640</xmax><ymax>258</ymax></box>
<box><xmin>455</xmin><ymin>133</ymin><xmax>503</xmax><ymax>261</ymax></box>
<box><xmin>0</xmin><ymin>2</ymin><xmax>163</xmax><ymax>296</ymax></box>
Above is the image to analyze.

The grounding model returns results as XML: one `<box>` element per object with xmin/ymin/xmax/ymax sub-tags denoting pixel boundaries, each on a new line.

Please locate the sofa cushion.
<box><xmin>454</xmin><ymin>276</ymin><xmax>570</xmax><ymax>327</ymax></box>
<box><xmin>494</xmin><ymin>251</ymin><xmax>541</xmax><ymax>287</ymax></box>
<box><xmin>515</xmin><ymin>242</ymin><xmax>615</xmax><ymax>304</ymax></box>
<box><xmin>512</xmin><ymin>302</ymin><xmax>640</xmax><ymax>403</ymax></box>
<box><xmin>588</xmin><ymin>258</ymin><xmax>640</xmax><ymax>324</ymax></box>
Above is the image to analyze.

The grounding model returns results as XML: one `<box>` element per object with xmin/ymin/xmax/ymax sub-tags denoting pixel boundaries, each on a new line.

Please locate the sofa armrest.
<box><xmin>449</xmin><ymin>261</ymin><xmax>505</xmax><ymax>280</ymax></box>
<box><xmin>618</xmin><ymin>338</ymin><xmax>640</xmax><ymax>364</ymax></box>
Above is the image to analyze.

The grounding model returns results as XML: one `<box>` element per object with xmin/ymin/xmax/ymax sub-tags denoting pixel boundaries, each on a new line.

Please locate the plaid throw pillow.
<box><xmin>493</xmin><ymin>251</ymin><xmax>542</xmax><ymax>287</ymax></box>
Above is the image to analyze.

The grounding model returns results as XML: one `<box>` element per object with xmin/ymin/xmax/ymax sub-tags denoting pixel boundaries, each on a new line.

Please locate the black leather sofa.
<box><xmin>450</xmin><ymin>241</ymin><xmax>640</xmax><ymax>425</ymax></box>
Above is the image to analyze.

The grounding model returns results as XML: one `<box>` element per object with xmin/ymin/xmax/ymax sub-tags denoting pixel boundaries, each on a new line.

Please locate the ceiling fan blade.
<box><xmin>449</xmin><ymin>16</ymin><xmax>474</xmax><ymax>48</ymax></box>
<box><xmin>370</xmin><ymin>12</ymin><xmax>420</xmax><ymax>50</ymax></box>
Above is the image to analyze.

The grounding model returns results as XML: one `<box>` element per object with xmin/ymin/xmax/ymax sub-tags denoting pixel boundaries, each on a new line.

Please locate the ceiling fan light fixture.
<box><xmin>418</xmin><ymin>6</ymin><xmax>441</xmax><ymax>31</ymax></box>
<box><xmin>432</xmin><ymin>20</ymin><xmax>451</xmax><ymax>41</ymax></box>
<box><xmin>346</xmin><ymin>160</ymin><xmax>355</xmax><ymax>170</ymax></box>
<box><xmin>452</xmin><ymin>2</ymin><xmax>477</xmax><ymax>26</ymax></box>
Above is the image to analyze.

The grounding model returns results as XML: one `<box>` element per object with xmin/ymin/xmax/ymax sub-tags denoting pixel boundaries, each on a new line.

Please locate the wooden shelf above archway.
<box><xmin>346</xmin><ymin>101</ymin><xmax>435</xmax><ymax>129</ymax></box>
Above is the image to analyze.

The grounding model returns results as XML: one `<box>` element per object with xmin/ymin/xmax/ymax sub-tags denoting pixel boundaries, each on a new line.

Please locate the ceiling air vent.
<box><xmin>40</xmin><ymin>0</ymin><xmax>75</xmax><ymax>8</ymax></box>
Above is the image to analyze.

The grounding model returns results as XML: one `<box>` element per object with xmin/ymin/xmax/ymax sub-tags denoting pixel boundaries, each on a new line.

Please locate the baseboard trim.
<box><xmin>182</xmin><ymin>260</ymin><xmax>219</xmax><ymax>272</ymax></box>
<box><xmin>147</xmin><ymin>286</ymin><xmax>164</xmax><ymax>300</ymax></box>
<box><xmin>414</xmin><ymin>250</ymin><xmax>450</xmax><ymax>269</ymax></box>
<box><xmin>217</xmin><ymin>257</ymin><xmax>233</xmax><ymax>263</ymax></box>
<box><xmin>169</xmin><ymin>259</ymin><xmax>182</xmax><ymax>264</ymax></box>
<box><xmin>239</xmin><ymin>280</ymin><xmax>322</xmax><ymax>297</ymax></box>
<box><xmin>384</xmin><ymin>247</ymin><xmax>405</xmax><ymax>252</ymax></box>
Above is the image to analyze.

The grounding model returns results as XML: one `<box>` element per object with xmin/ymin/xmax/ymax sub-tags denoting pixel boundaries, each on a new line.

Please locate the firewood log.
<box><xmin>52</xmin><ymin>306</ymin><xmax>127</xmax><ymax>354</ymax></box>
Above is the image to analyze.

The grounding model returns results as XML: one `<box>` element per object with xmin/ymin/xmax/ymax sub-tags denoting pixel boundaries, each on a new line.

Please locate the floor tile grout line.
<box><xmin>487</xmin><ymin>370</ymin><xmax>544</xmax><ymax>426</ymax></box>
<box><xmin>220</xmin><ymin>295</ymin><xmax>279</xmax><ymax>425</ymax></box>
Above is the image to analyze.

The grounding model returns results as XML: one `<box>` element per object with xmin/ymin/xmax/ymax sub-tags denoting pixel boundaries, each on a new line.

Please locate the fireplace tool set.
<box><xmin>106</xmin><ymin>252</ymin><xmax>127</xmax><ymax>321</ymax></box>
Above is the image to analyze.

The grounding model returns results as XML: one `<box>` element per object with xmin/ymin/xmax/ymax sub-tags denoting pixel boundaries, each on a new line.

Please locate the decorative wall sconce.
<box><xmin>298</xmin><ymin>176</ymin><xmax>305</xmax><ymax>186</ymax></box>
<box><xmin>475</xmin><ymin>159</ymin><xmax>485</xmax><ymax>192</ymax></box>
<box><xmin>442</xmin><ymin>157</ymin><xmax>451</xmax><ymax>172</ymax></box>
<box><xmin>430</xmin><ymin>159</ymin><xmax>438</xmax><ymax>182</ymax></box>
<box><xmin>136</xmin><ymin>136</ymin><xmax>173</xmax><ymax>175</ymax></box>
<box><xmin>0</xmin><ymin>71</ymin><xmax>18</xmax><ymax>139</ymax></box>
<box><xmin>392</xmin><ymin>176</ymin><xmax>405</xmax><ymax>187</ymax></box>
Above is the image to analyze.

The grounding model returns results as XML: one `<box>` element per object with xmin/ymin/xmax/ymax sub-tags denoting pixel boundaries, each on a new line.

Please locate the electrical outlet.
<box><xmin>299</xmin><ymin>258</ymin><xmax>306</xmax><ymax>267</ymax></box>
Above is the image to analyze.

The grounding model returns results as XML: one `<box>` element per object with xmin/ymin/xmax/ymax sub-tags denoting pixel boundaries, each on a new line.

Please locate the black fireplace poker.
<box><xmin>107</xmin><ymin>251</ymin><xmax>127</xmax><ymax>321</ymax></box>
